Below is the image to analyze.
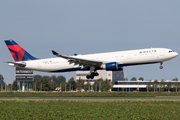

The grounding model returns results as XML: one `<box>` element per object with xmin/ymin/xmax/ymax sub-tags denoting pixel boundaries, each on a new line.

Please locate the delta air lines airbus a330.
<box><xmin>5</xmin><ymin>40</ymin><xmax>178</xmax><ymax>79</ymax></box>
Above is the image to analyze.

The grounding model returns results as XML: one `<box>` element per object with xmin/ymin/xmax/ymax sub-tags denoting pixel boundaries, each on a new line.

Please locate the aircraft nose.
<box><xmin>174</xmin><ymin>52</ymin><xmax>178</xmax><ymax>57</ymax></box>
<box><xmin>175</xmin><ymin>52</ymin><xmax>178</xmax><ymax>57</ymax></box>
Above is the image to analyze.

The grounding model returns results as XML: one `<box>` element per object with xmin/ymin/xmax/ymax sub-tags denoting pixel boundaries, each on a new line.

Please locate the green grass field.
<box><xmin>0</xmin><ymin>92</ymin><xmax>179</xmax><ymax>119</ymax></box>
<box><xmin>1</xmin><ymin>91</ymin><xmax>180</xmax><ymax>97</ymax></box>
<box><xmin>0</xmin><ymin>100</ymin><xmax>179</xmax><ymax>119</ymax></box>
<box><xmin>0</xmin><ymin>96</ymin><xmax>180</xmax><ymax>101</ymax></box>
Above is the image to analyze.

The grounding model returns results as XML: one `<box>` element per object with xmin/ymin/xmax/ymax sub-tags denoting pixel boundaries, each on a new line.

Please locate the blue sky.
<box><xmin>0</xmin><ymin>0</ymin><xmax>180</xmax><ymax>84</ymax></box>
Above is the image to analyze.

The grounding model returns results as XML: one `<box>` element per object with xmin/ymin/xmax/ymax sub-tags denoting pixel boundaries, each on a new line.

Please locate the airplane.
<box><xmin>4</xmin><ymin>40</ymin><xmax>178</xmax><ymax>79</ymax></box>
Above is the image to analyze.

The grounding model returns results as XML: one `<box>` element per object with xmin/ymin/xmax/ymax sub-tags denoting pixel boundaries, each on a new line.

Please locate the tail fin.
<box><xmin>5</xmin><ymin>40</ymin><xmax>37</xmax><ymax>62</ymax></box>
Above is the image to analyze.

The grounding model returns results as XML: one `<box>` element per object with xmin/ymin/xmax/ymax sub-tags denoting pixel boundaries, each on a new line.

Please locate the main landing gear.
<box><xmin>159</xmin><ymin>62</ymin><xmax>163</xmax><ymax>69</ymax></box>
<box><xmin>86</xmin><ymin>72</ymin><xmax>99</xmax><ymax>79</ymax></box>
<box><xmin>86</xmin><ymin>66</ymin><xmax>99</xmax><ymax>79</ymax></box>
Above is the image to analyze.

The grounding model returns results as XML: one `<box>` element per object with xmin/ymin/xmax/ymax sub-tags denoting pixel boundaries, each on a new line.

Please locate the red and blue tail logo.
<box><xmin>5</xmin><ymin>40</ymin><xmax>37</xmax><ymax>62</ymax></box>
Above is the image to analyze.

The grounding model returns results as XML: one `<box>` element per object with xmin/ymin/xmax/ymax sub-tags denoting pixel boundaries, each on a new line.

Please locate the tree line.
<box><xmin>146</xmin><ymin>78</ymin><xmax>179</xmax><ymax>92</ymax></box>
<box><xmin>124</xmin><ymin>77</ymin><xmax>144</xmax><ymax>81</ymax></box>
<box><xmin>0</xmin><ymin>74</ymin><xmax>66</xmax><ymax>91</ymax></box>
<box><xmin>75</xmin><ymin>78</ymin><xmax>114</xmax><ymax>92</ymax></box>
<box><xmin>0</xmin><ymin>74</ymin><xmax>114</xmax><ymax>92</ymax></box>
<box><xmin>0</xmin><ymin>73</ymin><xmax>179</xmax><ymax>92</ymax></box>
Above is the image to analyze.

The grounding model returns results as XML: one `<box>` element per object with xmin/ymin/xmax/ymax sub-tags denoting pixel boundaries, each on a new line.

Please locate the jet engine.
<box><xmin>101</xmin><ymin>62</ymin><xmax>123</xmax><ymax>71</ymax></box>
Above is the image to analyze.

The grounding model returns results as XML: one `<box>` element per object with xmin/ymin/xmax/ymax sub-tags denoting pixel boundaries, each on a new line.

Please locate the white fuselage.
<box><xmin>10</xmin><ymin>48</ymin><xmax>178</xmax><ymax>72</ymax></box>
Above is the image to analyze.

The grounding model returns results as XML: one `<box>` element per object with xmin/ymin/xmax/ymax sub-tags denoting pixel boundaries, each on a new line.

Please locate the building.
<box><xmin>76</xmin><ymin>70</ymin><xmax>124</xmax><ymax>84</ymax></box>
<box><xmin>113</xmin><ymin>80</ymin><xmax>180</xmax><ymax>92</ymax></box>
<box><xmin>76</xmin><ymin>70</ymin><xmax>179</xmax><ymax>92</ymax></box>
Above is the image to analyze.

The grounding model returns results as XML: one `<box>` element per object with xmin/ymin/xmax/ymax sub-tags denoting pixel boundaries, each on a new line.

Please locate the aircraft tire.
<box><xmin>91</xmin><ymin>75</ymin><xmax>94</xmax><ymax>79</ymax></box>
<box><xmin>160</xmin><ymin>66</ymin><xmax>163</xmax><ymax>69</ymax></box>
<box><xmin>86</xmin><ymin>75</ymin><xmax>90</xmax><ymax>79</ymax></box>
<box><xmin>95</xmin><ymin>73</ymin><xmax>99</xmax><ymax>76</ymax></box>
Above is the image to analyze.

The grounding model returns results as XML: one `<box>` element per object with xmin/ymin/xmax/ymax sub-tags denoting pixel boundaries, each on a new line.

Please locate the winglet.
<box><xmin>52</xmin><ymin>50</ymin><xmax>59</xmax><ymax>55</ymax></box>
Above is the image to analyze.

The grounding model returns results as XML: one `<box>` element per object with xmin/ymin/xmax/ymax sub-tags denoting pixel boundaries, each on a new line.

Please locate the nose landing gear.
<box><xmin>159</xmin><ymin>62</ymin><xmax>163</xmax><ymax>69</ymax></box>
<box><xmin>159</xmin><ymin>66</ymin><xmax>163</xmax><ymax>69</ymax></box>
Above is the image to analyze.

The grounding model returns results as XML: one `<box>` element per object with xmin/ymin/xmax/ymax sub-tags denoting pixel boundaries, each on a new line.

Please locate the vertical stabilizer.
<box><xmin>5</xmin><ymin>40</ymin><xmax>37</xmax><ymax>62</ymax></box>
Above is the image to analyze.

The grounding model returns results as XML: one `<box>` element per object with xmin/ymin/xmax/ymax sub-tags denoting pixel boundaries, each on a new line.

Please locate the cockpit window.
<box><xmin>169</xmin><ymin>50</ymin><xmax>174</xmax><ymax>53</ymax></box>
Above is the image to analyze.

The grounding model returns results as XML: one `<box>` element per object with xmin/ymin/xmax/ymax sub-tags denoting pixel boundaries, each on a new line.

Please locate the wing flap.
<box><xmin>52</xmin><ymin>50</ymin><xmax>103</xmax><ymax>68</ymax></box>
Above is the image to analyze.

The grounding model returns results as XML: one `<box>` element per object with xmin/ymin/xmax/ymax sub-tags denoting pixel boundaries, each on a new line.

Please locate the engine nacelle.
<box><xmin>101</xmin><ymin>62</ymin><xmax>123</xmax><ymax>71</ymax></box>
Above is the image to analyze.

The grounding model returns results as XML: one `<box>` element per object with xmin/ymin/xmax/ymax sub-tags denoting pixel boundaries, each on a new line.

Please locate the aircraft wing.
<box><xmin>52</xmin><ymin>50</ymin><xmax>103</xmax><ymax>68</ymax></box>
<box><xmin>4</xmin><ymin>61</ymin><xmax>26</xmax><ymax>67</ymax></box>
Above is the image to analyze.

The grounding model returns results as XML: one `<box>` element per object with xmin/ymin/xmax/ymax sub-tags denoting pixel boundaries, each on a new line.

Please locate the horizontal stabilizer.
<box><xmin>4</xmin><ymin>61</ymin><xmax>26</xmax><ymax>67</ymax></box>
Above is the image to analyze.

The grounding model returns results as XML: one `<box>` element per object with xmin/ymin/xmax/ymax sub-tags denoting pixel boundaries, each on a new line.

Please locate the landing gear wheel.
<box><xmin>86</xmin><ymin>75</ymin><xmax>91</xmax><ymax>79</ymax></box>
<box><xmin>160</xmin><ymin>66</ymin><xmax>163</xmax><ymax>69</ymax></box>
<box><xmin>91</xmin><ymin>72</ymin><xmax>99</xmax><ymax>76</ymax></box>
<box><xmin>91</xmin><ymin>76</ymin><xmax>94</xmax><ymax>79</ymax></box>
<box><xmin>86</xmin><ymin>71</ymin><xmax>99</xmax><ymax>79</ymax></box>
<box><xmin>94</xmin><ymin>73</ymin><xmax>99</xmax><ymax>76</ymax></box>
<box><xmin>86</xmin><ymin>75</ymin><xmax>94</xmax><ymax>79</ymax></box>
